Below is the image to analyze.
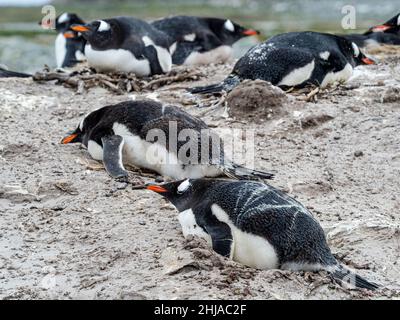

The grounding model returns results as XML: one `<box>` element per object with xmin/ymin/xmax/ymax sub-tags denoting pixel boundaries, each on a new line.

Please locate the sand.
<box><xmin>0</xmin><ymin>48</ymin><xmax>400</xmax><ymax>300</ymax></box>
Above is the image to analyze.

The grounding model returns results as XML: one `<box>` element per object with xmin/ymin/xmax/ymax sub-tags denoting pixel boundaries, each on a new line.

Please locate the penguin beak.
<box><xmin>362</xmin><ymin>57</ymin><xmax>376</xmax><ymax>65</ymax></box>
<box><xmin>146</xmin><ymin>185</ymin><xmax>168</xmax><ymax>193</ymax></box>
<box><xmin>61</xmin><ymin>133</ymin><xmax>79</xmax><ymax>144</ymax></box>
<box><xmin>242</xmin><ymin>29</ymin><xmax>259</xmax><ymax>36</ymax></box>
<box><xmin>63</xmin><ymin>31</ymin><xmax>75</xmax><ymax>39</ymax></box>
<box><xmin>370</xmin><ymin>24</ymin><xmax>392</xmax><ymax>32</ymax></box>
<box><xmin>71</xmin><ymin>24</ymin><xmax>90</xmax><ymax>33</ymax></box>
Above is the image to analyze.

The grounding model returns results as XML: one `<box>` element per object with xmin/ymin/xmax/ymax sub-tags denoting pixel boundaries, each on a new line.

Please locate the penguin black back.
<box><xmin>62</xmin><ymin>100</ymin><xmax>274</xmax><ymax>181</ymax></box>
<box><xmin>152</xmin><ymin>15</ymin><xmax>258</xmax><ymax>65</ymax></box>
<box><xmin>189</xmin><ymin>31</ymin><xmax>374</xmax><ymax>94</ymax></box>
<box><xmin>143</xmin><ymin>178</ymin><xmax>379</xmax><ymax>291</ymax></box>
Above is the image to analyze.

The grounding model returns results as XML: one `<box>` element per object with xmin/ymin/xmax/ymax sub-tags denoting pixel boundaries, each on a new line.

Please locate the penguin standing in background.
<box><xmin>189</xmin><ymin>31</ymin><xmax>375</xmax><ymax>94</ymax></box>
<box><xmin>342</xmin><ymin>13</ymin><xmax>400</xmax><ymax>47</ymax></box>
<box><xmin>71</xmin><ymin>17</ymin><xmax>172</xmax><ymax>76</ymax></box>
<box><xmin>151</xmin><ymin>16</ymin><xmax>259</xmax><ymax>65</ymax></box>
<box><xmin>61</xmin><ymin>99</ymin><xmax>274</xmax><ymax>181</ymax></box>
<box><xmin>53</xmin><ymin>13</ymin><xmax>87</xmax><ymax>68</ymax></box>
<box><xmin>139</xmin><ymin>178</ymin><xmax>379</xmax><ymax>291</ymax></box>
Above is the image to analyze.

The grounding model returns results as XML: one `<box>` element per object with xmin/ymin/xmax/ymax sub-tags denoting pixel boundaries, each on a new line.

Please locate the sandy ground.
<box><xmin>0</xmin><ymin>48</ymin><xmax>400</xmax><ymax>300</ymax></box>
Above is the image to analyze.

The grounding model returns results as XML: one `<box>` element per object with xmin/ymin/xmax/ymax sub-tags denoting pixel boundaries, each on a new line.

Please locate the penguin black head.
<box><xmin>368</xmin><ymin>13</ymin><xmax>400</xmax><ymax>34</ymax></box>
<box><xmin>61</xmin><ymin>107</ymin><xmax>108</xmax><ymax>146</ymax></box>
<box><xmin>142</xmin><ymin>179</ymin><xmax>215</xmax><ymax>211</ymax></box>
<box><xmin>337</xmin><ymin>38</ymin><xmax>375</xmax><ymax>66</ymax></box>
<box><xmin>205</xmin><ymin>18</ymin><xmax>259</xmax><ymax>45</ymax></box>
<box><xmin>54</xmin><ymin>13</ymin><xmax>85</xmax><ymax>32</ymax></box>
<box><xmin>71</xmin><ymin>19</ymin><xmax>123</xmax><ymax>49</ymax></box>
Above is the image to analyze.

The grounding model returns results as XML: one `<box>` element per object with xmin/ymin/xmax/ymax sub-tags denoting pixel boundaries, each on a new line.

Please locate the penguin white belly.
<box><xmin>211</xmin><ymin>204</ymin><xmax>279</xmax><ymax>269</ymax></box>
<box><xmin>320</xmin><ymin>63</ymin><xmax>353</xmax><ymax>87</ymax></box>
<box><xmin>75</xmin><ymin>50</ymin><xmax>86</xmax><ymax>62</ymax></box>
<box><xmin>112</xmin><ymin>123</ymin><xmax>222</xmax><ymax>179</ymax></box>
<box><xmin>277</xmin><ymin>60</ymin><xmax>315</xmax><ymax>87</ymax></box>
<box><xmin>55</xmin><ymin>33</ymin><xmax>67</xmax><ymax>68</ymax></box>
<box><xmin>178</xmin><ymin>209</ymin><xmax>212</xmax><ymax>244</ymax></box>
<box><xmin>183</xmin><ymin>46</ymin><xmax>233</xmax><ymax>65</ymax></box>
<box><xmin>87</xmin><ymin>140</ymin><xmax>104</xmax><ymax>160</ymax></box>
<box><xmin>85</xmin><ymin>45</ymin><xmax>151</xmax><ymax>76</ymax></box>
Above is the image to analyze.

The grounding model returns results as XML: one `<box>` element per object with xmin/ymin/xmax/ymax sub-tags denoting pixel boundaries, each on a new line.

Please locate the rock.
<box><xmin>354</xmin><ymin>151</ymin><xmax>364</xmax><ymax>157</ymax></box>
<box><xmin>159</xmin><ymin>247</ymin><xmax>199</xmax><ymax>275</ymax></box>
<box><xmin>226</xmin><ymin>80</ymin><xmax>288</xmax><ymax>122</ymax></box>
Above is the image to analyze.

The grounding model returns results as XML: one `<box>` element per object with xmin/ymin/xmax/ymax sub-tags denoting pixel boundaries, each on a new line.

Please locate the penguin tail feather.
<box><xmin>0</xmin><ymin>67</ymin><xmax>31</xmax><ymax>78</ymax></box>
<box><xmin>188</xmin><ymin>74</ymin><xmax>240</xmax><ymax>94</ymax></box>
<box><xmin>328</xmin><ymin>264</ymin><xmax>379</xmax><ymax>291</ymax></box>
<box><xmin>222</xmin><ymin>162</ymin><xmax>274</xmax><ymax>181</ymax></box>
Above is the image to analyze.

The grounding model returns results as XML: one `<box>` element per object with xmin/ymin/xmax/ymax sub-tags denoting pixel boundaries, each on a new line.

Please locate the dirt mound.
<box><xmin>226</xmin><ymin>80</ymin><xmax>289</xmax><ymax>122</ymax></box>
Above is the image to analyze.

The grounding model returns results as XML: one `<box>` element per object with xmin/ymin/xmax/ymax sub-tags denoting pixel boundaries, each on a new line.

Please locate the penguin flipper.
<box><xmin>199</xmin><ymin>209</ymin><xmax>234</xmax><ymax>258</ymax></box>
<box><xmin>101</xmin><ymin>135</ymin><xmax>128</xmax><ymax>180</ymax></box>
<box><xmin>143</xmin><ymin>45</ymin><xmax>164</xmax><ymax>75</ymax></box>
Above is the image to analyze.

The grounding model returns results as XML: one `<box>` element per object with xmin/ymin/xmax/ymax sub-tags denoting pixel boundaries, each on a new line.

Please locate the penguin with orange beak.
<box><xmin>61</xmin><ymin>99</ymin><xmax>274</xmax><ymax>182</ymax></box>
<box><xmin>53</xmin><ymin>13</ymin><xmax>87</xmax><ymax>68</ymax></box>
<box><xmin>151</xmin><ymin>16</ymin><xmax>259</xmax><ymax>65</ymax></box>
<box><xmin>367</xmin><ymin>13</ymin><xmax>400</xmax><ymax>36</ymax></box>
<box><xmin>343</xmin><ymin>13</ymin><xmax>400</xmax><ymax>47</ymax></box>
<box><xmin>70</xmin><ymin>17</ymin><xmax>172</xmax><ymax>76</ymax></box>
<box><xmin>137</xmin><ymin>178</ymin><xmax>379</xmax><ymax>291</ymax></box>
<box><xmin>189</xmin><ymin>32</ymin><xmax>375</xmax><ymax>94</ymax></box>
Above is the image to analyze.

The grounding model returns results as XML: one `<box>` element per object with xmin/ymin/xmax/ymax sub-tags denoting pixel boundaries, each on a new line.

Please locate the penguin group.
<box><xmin>5</xmin><ymin>9</ymin><xmax>397</xmax><ymax>292</ymax></box>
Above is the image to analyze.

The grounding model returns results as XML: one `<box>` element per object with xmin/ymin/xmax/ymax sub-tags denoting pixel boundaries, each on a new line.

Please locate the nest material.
<box><xmin>32</xmin><ymin>66</ymin><xmax>205</xmax><ymax>94</ymax></box>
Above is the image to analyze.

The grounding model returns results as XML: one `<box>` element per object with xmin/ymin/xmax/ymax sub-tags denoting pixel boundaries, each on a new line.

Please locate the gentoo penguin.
<box><xmin>140</xmin><ymin>178</ymin><xmax>379</xmax><ymax>291</ymax></box>
<box><xmin>54</xmin><ymin>13</ymin><xmax>87</xmax><ymax>68</ymax></box>
<box><xmin>366</xmin><ymin>13</ymin><xmax>400</xmax><ymax>36</ymax></box>
<box><xmin>71</xmin><ymin>17</ymin><xmax>172</xmax><ymax>76</ymax></box>
<box><xmin>342</xmin><ymin>13</ymin><xmax>400</xmax><ymax>47</ymax></box>
<box><xmin>61</xmin><ymin>100</ymin><xmax>274</xmax><ymax>181</ymax></box>
<box><xmin>151</xmin><ymin>16</ymin><xmax>259</xmax><ymax>65</ymax></box>
<box><xmin>189</xmin><ymin>31</ymin><xmax>375</xmax><ymax>94</ymax></box>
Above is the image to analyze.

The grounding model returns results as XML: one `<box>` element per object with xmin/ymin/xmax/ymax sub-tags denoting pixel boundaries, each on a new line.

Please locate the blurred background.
<box><xmin>0</xmin><ymin>0</ymin><xmax>398</xmax><ymax>73</ymax></box>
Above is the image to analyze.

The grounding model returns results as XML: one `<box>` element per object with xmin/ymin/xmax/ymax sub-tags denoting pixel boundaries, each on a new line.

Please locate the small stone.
<box><xmin>354</xmin><ymin>151</ymin><xmax>364</xmax><ymax>157</ymax></box>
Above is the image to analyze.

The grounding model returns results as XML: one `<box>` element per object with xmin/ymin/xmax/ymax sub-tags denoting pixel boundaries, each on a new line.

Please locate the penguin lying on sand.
<box><xmin>71</xmin><ymin>17</ymin><xmax>172</xmax><ymax>76</ymax></box>
<box><xmin>189</xmin><ymin>31</ymin><xmax>375</xmax><ymax>94</ymax></box>
<box><xmin>151</xmin><ymin>16</ymin><xmax>259</xmax><ymax>65</ymax></box>
<box><xmin>53</xmin><ymin>13</ymin><xmax>87</xmax><ymax>68</ymax></box>
<box><xmin>342</xmin><ymin>13</ymin><xmax>400</xmax><ymax>47</ymax></box>
<box><xmin>61</xmin><ymin>100</ymin><xmax>274</xmax><ymax>181</ymax></box>
<box><xmin>139</xmin><ymin>178</ymin><xmax>379</xmax><ymax>291</ymax></box>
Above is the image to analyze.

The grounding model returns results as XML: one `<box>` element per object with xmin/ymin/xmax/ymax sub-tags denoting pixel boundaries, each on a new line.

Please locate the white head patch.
<box><xmin>58</xmin><ymin>13</ymin><xmax>69</xmax><ymax>24</ymax></box>
<box><xmin>397</xmin><ymin>15</ymin><xmax>400</xmax><ymax>26</ymax></box>
<box><xmin>177</xmin><ymin>179</ymin><xmax>191</xmax><ymax>194</ymax></box>
<box><xmin>98</xmin><ymin>20</ymin><xmax>111</xmax><ymax>32</ymax></box>
<box><xmin>352</xmin><ymin>42</ymin><xmax>360</xmax><ymax>57</ymax></box>
<box><xmin>79</xmin><ymin>118</ymin><xmax>85</xmax><ymax>131</ymax></box>
<box><xmin>319</xmin><ymin>51</ymin><xmax>330</xmax><ymax>60</ymax></box>
<box><xmin>224</xmin><ymin>19</ymin><xmax>235</xmax><ymax>32</ymax></box>
<box><xmin>183</xmin><ymin>33</ymin><xmax>196</xmax><ymax>42</ymax></box>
